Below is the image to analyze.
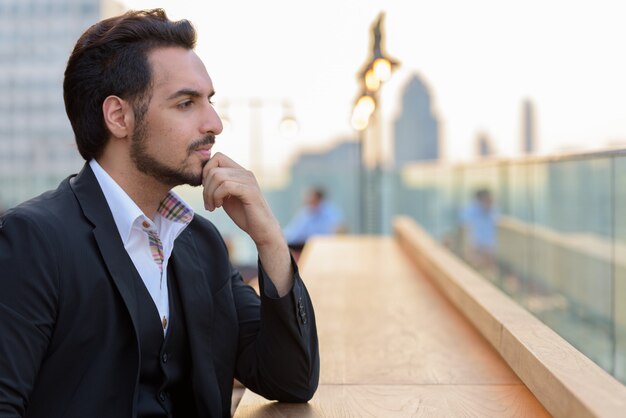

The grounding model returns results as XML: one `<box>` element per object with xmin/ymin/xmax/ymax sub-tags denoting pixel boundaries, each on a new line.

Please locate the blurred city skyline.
<box><xmin>122</xmin><ymin>0</ymin><xmax>626</xmax><ymax>173</ymax></box>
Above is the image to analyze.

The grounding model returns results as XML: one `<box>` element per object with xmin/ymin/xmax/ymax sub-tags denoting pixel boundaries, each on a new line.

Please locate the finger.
<box><xmin>201</xmin><ymin>153</ymin><xmax>246</xmax><ymax>208</ymax></box>
<box><xmin>202</xmin><ymin>167</ymin><xmax>255</xmax><ymax>211</ymax></box>
<box><xmin>212</xmin><ymin>180</ymin><xmax>245</xmax><ymax>209</ymax></box>
<box><xmin>203</xmin><ymin>152</ymin><xmax>244</xmax><ymax>175</ymax></box>
<box><xmin>202</xmin><ymin>168</ymin><xmax>230</xmax><ymax>211</ymax></box>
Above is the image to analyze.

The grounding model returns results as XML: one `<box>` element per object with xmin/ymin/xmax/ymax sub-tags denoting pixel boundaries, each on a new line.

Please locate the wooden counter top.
<box><xmin>234</xmin><ymin>236</ymin><xmax>549</xmax><ymax>417</ymax></box>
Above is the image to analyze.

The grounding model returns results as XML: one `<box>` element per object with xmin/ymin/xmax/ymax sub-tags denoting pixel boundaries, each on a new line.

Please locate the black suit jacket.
<box><xmin>0</xmin><ymin>164</ymin><xmax>319</xmax><ymax>418</ymax></box>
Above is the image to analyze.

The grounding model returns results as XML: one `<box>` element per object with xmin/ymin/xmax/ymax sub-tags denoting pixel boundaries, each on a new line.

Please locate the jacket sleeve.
<box><xmin>0</xmin><ymin>212</ymin><xmax>58</xmax><ymax>417</ymax></box>
<box><xmin>232</xmin><ymin>257</ymin><xmax>320</xmax><ymax>402</ymax></box>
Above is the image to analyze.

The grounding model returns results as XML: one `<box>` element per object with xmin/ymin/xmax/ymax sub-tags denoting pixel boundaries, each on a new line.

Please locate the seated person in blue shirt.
<box><xmin>460</xmin><ymin>188</ymin><xmax>499</xmax><ymax>273</ymax></box>
<box><xmin>284</xmin><ymin>187</ymin><xmax>343</xmax><ymax>255</ymax></box>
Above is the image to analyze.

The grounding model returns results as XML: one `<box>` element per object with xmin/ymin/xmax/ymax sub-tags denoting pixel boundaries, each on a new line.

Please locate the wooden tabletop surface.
<box><xmin>234</xmin><ymin>236</ymin><xmax>550</xmax><ymax>417</ymax></box>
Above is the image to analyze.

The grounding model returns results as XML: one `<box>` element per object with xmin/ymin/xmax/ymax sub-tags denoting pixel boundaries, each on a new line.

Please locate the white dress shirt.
<box><xmin>89</xmin><ymin>160</ymin><xmax>194</xmax><ymax>334</ymax></box>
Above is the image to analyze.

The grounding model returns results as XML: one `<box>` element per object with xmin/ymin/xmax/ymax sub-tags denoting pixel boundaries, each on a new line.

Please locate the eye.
<box><xmin>177</xmin><ymin>100</ymin><xmax>193</xmax><ymax>109</ymax></box>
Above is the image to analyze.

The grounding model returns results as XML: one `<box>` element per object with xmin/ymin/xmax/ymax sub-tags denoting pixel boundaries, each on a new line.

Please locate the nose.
<box><xmin>201</xmin><ymin>103</ymin><xmax>223</xmax><ymax>136</ymax></box>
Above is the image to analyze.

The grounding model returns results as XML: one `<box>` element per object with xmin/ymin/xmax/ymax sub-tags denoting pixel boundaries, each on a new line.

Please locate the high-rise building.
<box><xmin>393</xmin><ymin>73</ymin><xmax>440</xmax><ymax>166</ymax></box>
<box><xmin>0</xmin><ymin>0</ymin><xmax>124</xmax><ymax>208</ymax></box>
<box><xmin>476</xmin><ymin>131</ymin><xmax>495</xmax><ymax>157</ymax></box>
<box><xmin>521</xmin><ymin>99</ymin><xmax>536</xmax><ymax>154</ymax></box>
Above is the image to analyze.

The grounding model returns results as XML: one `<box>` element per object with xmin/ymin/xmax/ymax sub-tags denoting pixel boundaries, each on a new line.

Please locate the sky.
<box><xmin>121</xmin><ymin>0</ymin><xmax>626</xmax><ymax>175</ymax></box>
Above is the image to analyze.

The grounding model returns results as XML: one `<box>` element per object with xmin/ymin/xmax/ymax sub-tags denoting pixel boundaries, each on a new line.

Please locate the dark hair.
<box><xmin>311</xmin><ymin>187</ymin><xmax>325</xmax><ymax>201</ymax></box>
<box><xmin>475</xmin><ymin>188</ymin><xmax>491</xmax><ymax>200</ymax></box>
<box><xmin>63</xmin><ymin>9</ymin><xmax>196</xmax><ymax>160</ymax></box>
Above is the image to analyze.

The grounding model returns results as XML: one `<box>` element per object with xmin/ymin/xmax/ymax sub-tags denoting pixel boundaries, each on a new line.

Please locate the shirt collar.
<box><xmin>157</xmin><ymin>191</ymin><xmax>194</xmax><ymax>224</ymax></box>
<box><xmin>89</xmin><ymin>160</ymin><xmax>194</xmax><ymax>244</ymax></box>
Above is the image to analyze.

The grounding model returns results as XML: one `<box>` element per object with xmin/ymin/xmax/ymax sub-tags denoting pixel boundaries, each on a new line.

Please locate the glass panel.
<box><xmin>614</xmin><ymin>154</ymin><xmax>626</xmax><ymax>382</ymax></box>
<box><xmin>529</xmin><ymin>157</ymin><xmax>614</xmax><ymax>372</ymax></box>
<box><xmin>496</xmin><ymin>161</ymin><xmax>532</xmax><ymax>304</ymax></box>
<box><xmin>393</xmin><ymin>152</ymin><xmax>624</xmax><ymax>384</ymax></box>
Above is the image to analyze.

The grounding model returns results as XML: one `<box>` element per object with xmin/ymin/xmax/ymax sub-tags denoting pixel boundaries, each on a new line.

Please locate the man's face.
<box><xmin>130</xmin><ymin>47</ymin><xmax>223</xmax><ymax>187</ymax></box>
<box><xmin>479</xmin><ymin>194</ymin><xmax>492</xmax><ymax>210</ymax></box>
<box><xmin>305</xmin><ymin>191</ymin><xmax>322</xmax><ymax>209</ymax></box>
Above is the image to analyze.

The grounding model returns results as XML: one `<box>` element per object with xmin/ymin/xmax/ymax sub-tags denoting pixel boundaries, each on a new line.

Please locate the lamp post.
<box><xmin>351</xmin><ymin>12</ymin><xmax>399</xmax><ymax>234</ymax></box>
<box><xmin>218</xmin><ymin>98</ymin><xmax>298</xmax><ymax>182</ymax></box>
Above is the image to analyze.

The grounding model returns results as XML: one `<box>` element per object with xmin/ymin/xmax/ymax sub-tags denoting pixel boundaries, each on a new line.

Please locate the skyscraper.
<box><xmin>476</xmin><ymin>131</ymin><xmax>495</xmax><ymax>158</ymax></box>
<box><xmin>393</xmin><ymin>73</ymin><xmax>440</xmax><ymax>166</ymax></box>
<box><xmin>521</xmin><ymin>99</ymin><xmax>536</xmax><ymax>154</ymax></box>
<box><xmin>0</xmin><ymin>0</ymin><xmax>124</xmax><ymax>208</ymax></box>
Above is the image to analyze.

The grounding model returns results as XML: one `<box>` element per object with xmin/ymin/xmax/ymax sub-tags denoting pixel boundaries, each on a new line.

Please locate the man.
<box><xmin>460</xmin><ymin>188</ymin><xmax>499</xmax><ymax>274</ymax></box>
<box><xmin>283</xmin><ymin>187</ymin><xmax>343</xmax><ymax>254</ymax></box>
<box><xmin>0</xmin><ymin>9</ymin><xmax>319</xmax><ymax>418</ymax></box>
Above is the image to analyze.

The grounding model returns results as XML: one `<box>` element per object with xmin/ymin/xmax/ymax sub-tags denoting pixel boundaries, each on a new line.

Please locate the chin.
<box><xmin>187</xmin><ymin>176</ymin><xmax>203</xmax><ymax>187</ymax></box>
<box><xmin>186</xmin><ymin>167</ymin><xmax>205</xmax><ymax>187</ymax></box>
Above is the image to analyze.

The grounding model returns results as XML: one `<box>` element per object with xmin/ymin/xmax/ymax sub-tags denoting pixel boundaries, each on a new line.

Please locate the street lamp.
<box><xmin>351</xmin><ymin>13</ymin><xmax>399</xmax><ymax>134</ymax></box>
<box><xmin>351</xmin><ymin>93</ymin><xmax>376</xmax><ymax>131</ymax></box>
<box><xmin>278</xmin><ymin>100</ymin><xmax>299</xmax><ymax>139</ymax></box>
<box><xmin>352</xmin><ymin>12</ymin><xmax>399</xmax><ymax>234</ymax></box>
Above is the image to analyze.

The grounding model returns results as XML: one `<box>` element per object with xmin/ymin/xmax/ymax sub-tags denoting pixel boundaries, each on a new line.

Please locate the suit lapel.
<box><xmin>170</xmin><ymin>228</ymin><xmax>214</xmax><ymax>348</ymax></box>
<box><xmin>170</xmin><ymin>228</ymin><xmax>221</xmax><ymax>417</ymax></box>
<box><xmin>69</xmin><ymin>164</ymin><xmax>140</xmax><ymax>337</ymax></box>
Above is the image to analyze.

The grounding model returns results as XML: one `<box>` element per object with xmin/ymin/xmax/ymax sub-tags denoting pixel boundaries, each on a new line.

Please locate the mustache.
<box><xmin>187</xmin><ymin>134</ymin><xmax>216</xmax><ymax>154</ymax></box>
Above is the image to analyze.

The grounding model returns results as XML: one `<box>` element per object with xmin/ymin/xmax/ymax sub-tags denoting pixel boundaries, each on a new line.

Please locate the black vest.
<box><xmin>134</xmin><ymin>262</ymin><xmax>198</xmax><ymax>418</ymax></box>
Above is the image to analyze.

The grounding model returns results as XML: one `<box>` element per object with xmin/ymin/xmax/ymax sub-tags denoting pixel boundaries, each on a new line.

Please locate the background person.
<box><xmin>283</xmin><ymin>186</ymin><xmax>343</xmax><ymax>260</ymax></box>
<box><xmin>459</xmin><ymin>187</ymin><xmax>499</xmax><ymax>277</ymax></box>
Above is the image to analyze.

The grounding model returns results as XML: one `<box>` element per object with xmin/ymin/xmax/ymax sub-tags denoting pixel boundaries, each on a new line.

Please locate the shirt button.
<box><xmin>142</xmin><ymin>220</ymin><xmax>150</xmax><ymax>228</ymax></box>
<box><xmin>162</xmin><ymin>352</ymin><xmax>168</xmax><ymax>363</ymax></box>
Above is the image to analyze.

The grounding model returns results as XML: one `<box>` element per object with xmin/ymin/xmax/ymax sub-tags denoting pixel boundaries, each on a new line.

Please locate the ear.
<box><xmin>102</xmin><ymin>95</ymin><xmax>132</xmax><ymax>139</ymax></box>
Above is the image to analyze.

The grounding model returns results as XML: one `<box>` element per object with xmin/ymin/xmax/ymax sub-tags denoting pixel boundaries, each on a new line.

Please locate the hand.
<box><xmin>201</xmin><ymin>152</ymin><xmax>282</xmax><ymax>247</ymax></box>
<box><xmin>202</xmin><ymin>153</ymin><xmax>293</xmax><ymax>295</ymax></box>
<box><xmin>202</xmin><ymin>152</ymin><xmax>282</xmax><ymax>245</ymax></box>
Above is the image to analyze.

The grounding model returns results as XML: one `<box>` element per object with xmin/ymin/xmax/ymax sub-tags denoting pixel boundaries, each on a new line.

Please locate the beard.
<box><xmin>130</xmin><ymin>121</ymin><xmax>215</xmax><ymax>187</ymax></box>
